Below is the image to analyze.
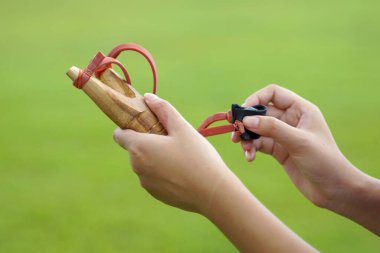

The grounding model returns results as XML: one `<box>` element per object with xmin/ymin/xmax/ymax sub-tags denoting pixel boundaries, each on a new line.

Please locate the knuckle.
<box><xmin>302</xmin><ymin>101</ymin><xmax>323</xmax><ymax>117</ymax></box>
<box><xmin>267</xmin><ymin>83</ymin><xmax>281</xmax><ymax>90</ymax></box>
<box><xmin>130</xmin><ymin>160</ymin><xmax>144</xmax><ymax>175</ymax></box>
<box><xmin>253</xmin><ymin>138</ymin><xmax>264</xmax><ymax>151</ymax></box>
<box><xmin>128</xmin><ymin>142</ymin><xmax>146</xmax><ymax>158</ymax></box>
<box><xmin>128</xmin><ymin>146</ymin><xmax>138</xmax><ymax>157</ymax></box>
<box><xmin>128</xmin><ymin>148</ymin><xmax>146</xmax><ymax>171</ymax></box>
<box><xmin>308</xmin><ymin>193</ymin><xmax>328</xmax><ymax>208</ymax></box>
<box><xmin>139</xmin><ymin>177</ymin><xmax>149</xmax><ymax>189</ymax></box>
<box><xmin>265</xmin><ymin>116</ymin><xmax>279</xmax><ymax>133</ymax></box>
<box><xmin>129</xmin><ymin>151</ymin><xmax>143</xmax><ymax>172</ymax></box>
<box><xmin>311</xmin><ymin>103</ymin><xmax>322</xmax><ymax>114</ymax></box>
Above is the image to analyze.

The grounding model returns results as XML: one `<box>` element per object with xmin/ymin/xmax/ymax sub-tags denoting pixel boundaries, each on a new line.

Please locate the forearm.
<box><xmin>326</xmin><ymin>163</ymin><xmax>380</xmax><ymax>235</ymax></box>
<box><xmin>201</xmin><ymin>170</ymin><xmax>317</xmax><ymax>253</ymax></box>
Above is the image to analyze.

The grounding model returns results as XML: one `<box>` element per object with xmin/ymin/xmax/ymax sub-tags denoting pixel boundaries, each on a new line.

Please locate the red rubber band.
<box><xmin>197</xmin><ymin>110</ymin><xmax>248</xmax><ymax>137</ymax></box>
<box><xmin>197</xmin><ymin>111</ymin><xmax>241</xmax><ymax>137</ymax></box>
<box><xmin>94</xmin><ymin>56</ymin><xmax>131</xmax><ymax>84</ymax></box>
<box><xmin>73</xmin><ymin>43</ymin><xmax>157</xmax><ymax>94</ymax></box>
<box><xmin>107</xmin><ymin>43</ymin><xmax>158</xmax><ymax>94</ymax></box>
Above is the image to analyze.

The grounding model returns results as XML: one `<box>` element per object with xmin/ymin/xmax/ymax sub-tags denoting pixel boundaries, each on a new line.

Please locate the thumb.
<box><xmin>113</xmin><ymin>128</ymin><xmax>151</xmax><ymax>150</ymax></box>
<box><xmin>243</xmin><ymin>116</ymin><xmax>305</xmax><ymax>148</ymax></box>
<box><xmin>144</xmin><ymin>93</ymin><xmax>187</xmax><ymax>135</ymax></box>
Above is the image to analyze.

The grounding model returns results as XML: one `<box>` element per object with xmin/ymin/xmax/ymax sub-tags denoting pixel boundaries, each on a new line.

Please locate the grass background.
<box><xmin>0</xmin><ymin>0</ymin><xmax>379</xmax><ymax>252</ymax></box>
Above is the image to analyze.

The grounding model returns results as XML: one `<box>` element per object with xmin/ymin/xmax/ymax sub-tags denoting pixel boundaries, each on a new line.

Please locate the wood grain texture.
<box><xmin>66</xmin><ymin>66</ymin><xmax>167</xmax><ymax>135</ymax></box>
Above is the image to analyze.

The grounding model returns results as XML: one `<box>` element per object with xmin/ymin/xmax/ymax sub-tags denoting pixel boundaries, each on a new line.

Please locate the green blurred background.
<box><xmin>1</xmin><ymin>0</ymin><xmax>379</xmax><ymax>252</ymax></box>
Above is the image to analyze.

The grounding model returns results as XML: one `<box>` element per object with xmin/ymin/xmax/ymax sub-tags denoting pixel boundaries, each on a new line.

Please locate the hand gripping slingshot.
<box><xmin>66</xmin><ymin>43</ymin><xmax>267</xmax><ymax>140</ymax></box>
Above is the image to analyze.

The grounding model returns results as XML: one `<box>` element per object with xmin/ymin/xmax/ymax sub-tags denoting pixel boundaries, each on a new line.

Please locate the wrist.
<box><xmin>325</xmin><ymin>161</ymin><xmax>363</xmax><ymax>208</ymax></box>
<box><xmin>197</xmin><ymin>167</ymin><xmax>242</xmax><ymax>219</ymax></box>
<box><xmin>324</xmin><ymin>162</ymin><xmax>380</xmax><ymax>234</ymax></box>
<box><xmin>198</xmin><ymin>167</ymin><xmax>317</xmax><ymax>252</ymax></box>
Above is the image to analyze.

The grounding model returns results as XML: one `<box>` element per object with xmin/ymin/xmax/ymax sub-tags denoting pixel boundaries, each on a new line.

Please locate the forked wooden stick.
<box><xmin>66</xmin><ymin>66</ymin><xmax>167</xmax><ymax>135</ymax></box>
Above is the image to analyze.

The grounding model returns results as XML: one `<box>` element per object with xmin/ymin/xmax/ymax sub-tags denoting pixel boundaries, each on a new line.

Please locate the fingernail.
<box><xmin>144</xmin><ymin>93</ymin><xmax>158</xmax><ymax>102</ymax></box>
<box><xmin>245</xmin><ymin>150</ymin><xmax>249</xmax><ymax>160</ymax></box>
<box><xmin>244</xmin><ymin>117</ymin><xmax>260</xmax><ymax>129</ymax></box>
<box><xmin>245</xmin><ymin>149</ymin><xmax>256</xmax><ymax>162</ymax></box>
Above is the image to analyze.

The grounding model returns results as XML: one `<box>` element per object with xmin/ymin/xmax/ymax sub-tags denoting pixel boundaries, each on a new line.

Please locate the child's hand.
<box><xmin>114</xmin><ymin>93</ymin><xmax>318</xmax><ymax>252</ymax></box>
<box><xmin>233</xmin><ymin>85</ymin><xmax>380</xmax><ymax>236</ymax></box>
<box><xmin>113</xmin><ymin>94</ymin><xmax>233</xmax><ymax>214</ymax></box>
<box><xmin>233</xmin><ymin>84</ymin><xmax>364</xmax><ymax>207</ymax></box>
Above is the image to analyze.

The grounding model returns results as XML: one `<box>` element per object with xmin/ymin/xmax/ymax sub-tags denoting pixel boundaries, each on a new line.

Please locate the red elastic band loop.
<box><xmin>107</xmin><ymin>43</ymin><xmax>158</xmax><ymax>94</ymax></box>
<box><xmin>197</xmin><ymin>111</ymin><xmax>237</xmax><ymax>137</ymax></box>
<box><xmin>94</xmin><ymin>56</ymin><xmax>131</xmax><ymax>84</ymax></box>
<box><xmin>199</xmin><ymin>124</ymin><xmax>236</xmax><ymax>137</ymax></box>
<box><xmin>198</xmin><ymin>112</ymin><xmax>230</xmax><ymax>130</ymax></box>
<box><xmin>73</xmin><ymin>43</ymin><xmax>157</xmax><ymax>94</ymax></box>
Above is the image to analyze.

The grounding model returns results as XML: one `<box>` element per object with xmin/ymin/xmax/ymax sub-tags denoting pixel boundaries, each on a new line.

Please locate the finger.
<box><xmin>241</xmin><ymin>140</ymin><xmax>253</xmax><ymax>152</ymax></box>
<box><xmin>113</xmin><ymin>128</ymin><xmax>150</xmax><ymax>150</ymax></box>
<box><xmin>252</xmin><ymin>137</ymin><xmax>274</xmax><ymax>155</ymax></box>
<box><xmin>265</xmin><ymin>104</ymin><xmax>285</xmax><ymax>119</ymax></box>
<box><xmin>144</xmin><ymin>93</ymin><xmax>188</xmax><ymax>135</ymax></box>
<box><xmin>245</xmin><ymin>146</ymin><xmax>256</xmax><ymax>162</ymax></box>
<box><xmin>242</xmin><ymin>84</ymin><xmax>302</xmax><ymax>110</ymax></box>
<box><xmin>231</xmin><ymin>104</ymin><xmax>283</xmax><ymax>144</ymax></box>
<box><xmin>237</xmin><ymin>136</ymin><xmax>274</xmax><ymax>156</ymax></box>
<box><xmin>231</xmin><ymin>131</ymin><xmax>241</xmax><ymax>143</ymax></box>
<box><xmin>243</xmin><ymin>116</ymin><xmax>305</xmax><ymax>150</ymax></box>
<box><xmin>252</xmin><ymin>137</ymin><xmax>289</xmax><ymax>164</ymax></box>
<box><xmin>245</xmin><ymin>136</ymin><xmax>289</xmax><ymax>163</ymax></box>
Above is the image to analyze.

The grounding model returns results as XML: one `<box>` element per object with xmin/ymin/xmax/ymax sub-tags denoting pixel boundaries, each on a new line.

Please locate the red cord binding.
<box><xmin>198</xmin><ymin>111</ymin><xmax>245</xmax><ymax>137</ymax></box>
<box><xmin>74</xmin><ymin>43</ymin><xmax>157</xmax><ymax>94</ymax></box>
<box><xmin>74</xmin><ymin>52</ymin><xmax>131</xmax><ymax>89</ymax></box>
<box><xmin>107</xmin><ymin>43</ymin><xmax>158</xmax><ymax>94</ymax></box>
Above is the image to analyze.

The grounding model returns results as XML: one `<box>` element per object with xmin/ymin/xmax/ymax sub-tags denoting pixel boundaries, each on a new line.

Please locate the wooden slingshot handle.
<box><xmin>66</xmin><ymin>66</ymin><xmax>167</xmax><ymax>135</ymax></box>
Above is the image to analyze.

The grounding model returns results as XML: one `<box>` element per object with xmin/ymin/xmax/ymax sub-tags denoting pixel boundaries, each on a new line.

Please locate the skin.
<box><xmin>114</xmin><ymin>93</ymin><xmax>316</xmax><ymax>253</ymax></box>
<box><xmin>113</xmin><ymin>85</ymin><xmax>380</xmax><ymax>251</ymax></box>
<box><xmin>232</xmin><ymin>84</ymin><xmax>380</xmax><ymax>235</ymax></box>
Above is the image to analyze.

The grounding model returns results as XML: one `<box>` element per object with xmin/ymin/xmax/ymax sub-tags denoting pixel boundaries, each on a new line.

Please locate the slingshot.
<box><xmin>66</xmin><ymin>43</ymin><xmax>166</xmax><ymax>135</ymax></box>
<box><xmin>66</xmin><ymin>43</ymin><xmax>266</xmax><ymax>140</ymax></box>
